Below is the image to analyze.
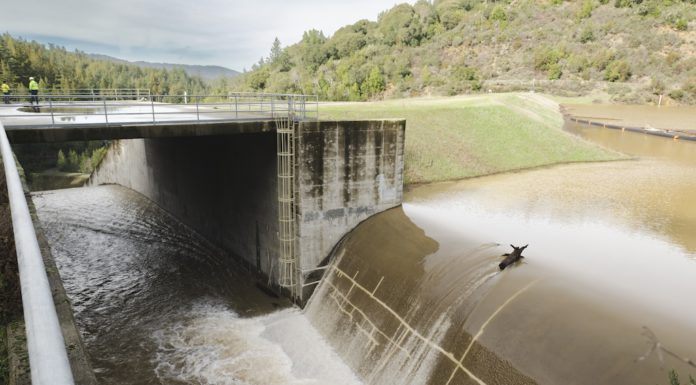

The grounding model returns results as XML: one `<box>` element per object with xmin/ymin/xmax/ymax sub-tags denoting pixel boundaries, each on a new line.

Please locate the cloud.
<box><xmin>1</xmin><ymin>0</ymin><xmax>408</xmax><ymax>70</ymax></box>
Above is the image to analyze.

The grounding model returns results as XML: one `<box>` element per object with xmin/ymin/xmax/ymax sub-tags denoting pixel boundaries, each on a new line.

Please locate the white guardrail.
<box><xmin>0</xmin><ymin>120</ymin><xmax>75</xmax><ymax>385</ymax></box>
<box><xmin>0</xmin><ymin>92</ymin><xmax>319</xmax><ymax>128</ymax></box>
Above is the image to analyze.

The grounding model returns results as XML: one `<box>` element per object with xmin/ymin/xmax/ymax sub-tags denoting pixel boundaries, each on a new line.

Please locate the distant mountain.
<box><xmin>131</xmin><ymin>61</ymin><xmax>240</xmax><ymax>81</ymax></box>
<box><xmin>89</xmin><ymin>54</ymin><xmax>239</xmax><ymax>81</ymax></box>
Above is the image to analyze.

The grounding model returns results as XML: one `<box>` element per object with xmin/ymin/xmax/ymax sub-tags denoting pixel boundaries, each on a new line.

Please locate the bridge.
<box><xmin>1</xmin><ymin>92</ymin><xmax>317</xmax><ymax>142</ymax></box>
<box><xmin>0</xmin><ymin>91</ymin><xmax>405</xmax><ymax>385</ymax></box>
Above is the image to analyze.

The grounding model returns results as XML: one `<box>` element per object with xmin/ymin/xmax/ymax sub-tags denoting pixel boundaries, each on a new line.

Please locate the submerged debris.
<box><xmin>635</xmin><ymin>326</ymin><xmax>696</xmax><ymax>369</ymax></box>
<box><xmin>499</xmin><ymin>244</ymin><xmax>528</xmax><ymax>270</ymax></box>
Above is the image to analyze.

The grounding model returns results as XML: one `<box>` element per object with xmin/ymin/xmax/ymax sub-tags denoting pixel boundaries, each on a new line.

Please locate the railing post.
<box><xmin>151</xmin><ymin>96</ymin><xmax>156</xmax><ymax>123</ymax></box>
<box><xmin>235</xmin><ymin>94</ymin><xmax>238</xmax><ymax>119</ymax></box>
<box><xmin>102</xmin><ymin>95</ymin><xmax>109</xmax><ymax>126</ymax></box>
<box><xmin>48</xmin><ymin>95</ymin><xmax>55</xmax><ymax>127</ymax></box>
<box><xmin>196</xmin><ymin>96</ymin><xmax>200</xmax><ymax>121</ymax></box>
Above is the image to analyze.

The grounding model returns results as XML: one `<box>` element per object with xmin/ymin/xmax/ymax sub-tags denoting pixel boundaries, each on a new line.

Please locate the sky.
<box><xmin>1</xmin><ymin>1</ymin><xmax>411</xmax><ymax>72</ymax></box>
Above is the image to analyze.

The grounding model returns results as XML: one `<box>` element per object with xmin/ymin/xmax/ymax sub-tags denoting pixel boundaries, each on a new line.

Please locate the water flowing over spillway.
<box><xmin>33</xmin><ymin>121</ymin><xmax>696</xmax><ymax>384</ymax></box>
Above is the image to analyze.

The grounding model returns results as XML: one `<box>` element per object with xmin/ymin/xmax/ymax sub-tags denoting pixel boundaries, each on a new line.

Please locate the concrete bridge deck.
<box><xmin>0</xmin><ymin>93</ymin><xmax>317</xmax><ymax>143</ymax></box>
<box><xmin>5</xmin><ymin>118</ymin><xmax>278</xmax><ymax>143</ymax></box>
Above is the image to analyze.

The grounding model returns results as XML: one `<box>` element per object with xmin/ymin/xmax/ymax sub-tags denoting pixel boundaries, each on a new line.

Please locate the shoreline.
<box><xmin>559</xmin><ymin>103</ymin><xmax>696</xmax><ymax>141</ymax></box>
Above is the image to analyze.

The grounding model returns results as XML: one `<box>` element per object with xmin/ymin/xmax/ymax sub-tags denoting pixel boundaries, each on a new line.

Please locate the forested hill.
<box><xmin>0</xmin><ymin>34</ymin><xmax>218</xmax><ymax>95</ymax></box>
<box><xmin>238</xmin><ymin>0</ymin><xmax>696</xmax><ymax>104</ymax></box>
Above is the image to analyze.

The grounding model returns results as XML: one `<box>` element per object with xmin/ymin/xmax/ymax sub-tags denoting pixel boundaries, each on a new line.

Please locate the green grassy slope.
<box><xmin>321</xmin><ymin>93</ymin><xmax>625</xmax><ymax>184</ymax></box>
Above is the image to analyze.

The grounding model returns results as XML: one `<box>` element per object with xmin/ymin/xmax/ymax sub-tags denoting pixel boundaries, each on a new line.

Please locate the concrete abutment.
<box><xmin>89</xmin><ymin>119</ymin><xmax>406</xmax><ymax>300</ymax></box>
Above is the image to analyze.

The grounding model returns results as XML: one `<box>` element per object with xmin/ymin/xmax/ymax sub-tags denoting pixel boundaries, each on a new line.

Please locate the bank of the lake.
<box><xmin>321</xmin><ymin>93</ymin><xmax>626</xmax><ymax>184</ymax></box>
<box><xmin>562</xmin><ymin>103</ymin><xmax>696</xmax><ymax>140</ymax></box>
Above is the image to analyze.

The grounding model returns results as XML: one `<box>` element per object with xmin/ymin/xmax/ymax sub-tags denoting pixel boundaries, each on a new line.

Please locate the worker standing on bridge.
<box><xmin>28</xmin><ymin>77</ymin><xmax>39</xmax><ymax>107</ymax></box>
<box><xmin>1</xmin><ymin>81</ymin><xmax>9</xmax><ymax>104</ymax></box>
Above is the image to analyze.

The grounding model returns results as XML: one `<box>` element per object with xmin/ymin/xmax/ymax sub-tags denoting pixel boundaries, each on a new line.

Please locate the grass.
<box><xmin>321</xmin><ymin>93</ymin><xmax>625</xmax><ymax>184</ymax></box>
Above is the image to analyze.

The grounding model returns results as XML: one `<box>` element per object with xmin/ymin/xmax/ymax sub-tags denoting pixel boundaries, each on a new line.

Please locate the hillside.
<box><xmin>238</xmin><ymin>0</ymin><xmax>696</xmax><ymax>104</ymax></box>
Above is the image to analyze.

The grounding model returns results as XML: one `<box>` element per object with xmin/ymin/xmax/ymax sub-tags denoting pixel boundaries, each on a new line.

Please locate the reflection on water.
<box><xmin>33</xmin><ymin>185</ymin><xmax>361</xmax><ymax>385</ymax></box>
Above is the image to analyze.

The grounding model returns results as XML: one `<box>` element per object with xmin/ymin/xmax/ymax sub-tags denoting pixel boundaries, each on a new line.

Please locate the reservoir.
<box><xmin>33</xmin><ymin>112</ymin><xmax>696</xmax><ymax>384</ymax></box>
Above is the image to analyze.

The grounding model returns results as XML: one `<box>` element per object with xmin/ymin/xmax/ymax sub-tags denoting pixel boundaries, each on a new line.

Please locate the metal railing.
<box><xmin>0</xmin><ymin>92</ymin><xmax>319</xmax><ymax>128</ymax></box>
<box><xmin>0</xmin><ymin>121</ymin><xmax>75</xmax><ymax>385</ymax></box>
<box><xmin>7</xmin><ymin>89</ymin><xmax>150</xmax><ymax>100</ymax></box>
<box><xmin>46</xmin><ymin>88</ymin><xmax>150</xmax><ymax>99</ymax></box>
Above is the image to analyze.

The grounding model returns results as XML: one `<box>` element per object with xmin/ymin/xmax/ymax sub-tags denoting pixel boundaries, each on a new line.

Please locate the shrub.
<box><xmin>675</xmin><ymin>18</ymin><xmax>688</xmax><ymax>31</ymax></box>
<box><xmin>534</xmin><ymin>47</ymin><xmax>564</xmax><ymax>71</ymax></box>
<box><xmin>605</xmin><ymin>60</ymin><xmax>632</xmax><ymax>81</ymax></box>
<box><xmin>683</xmin><ymin>77</ymin><xmax>696</xmax><ymax>96</ymax></box>
<box><xmin>489</xmin><ymin>5</ymin><xmax>507</xmax><ymax>21</ymax></box>
<box><xmin>577</xmin><ymin>0</ymin><xmax>595</xmax><ymax>19</ymax></box>
<box><xmin>593</xmin><ymin>49</ymin><xmax>616</xmax><ymax>70</ymax></box>
<box><xmin>665</xmin><ymin>369</ymin><xmax>696</xmax><ymax>385</ymax></box>
<box><xmin>668</xmin><ymin>89</ymin><xmax>685</xmax><ymax>100</ymax></box>
<box><xmin>614</xmin><ymin>0</ymin><xmax>643</xmax><ymax>7</ymax></box>
<box><xmin>452</xmin><ymin>66</ymin><xmax>478</xmax><ymax>81</ymax></box>
<box><xmin>579</xmin><ymin>26</ymin><xmax>595</xmax><ymax>43</ymax></box>
<box><xmin>666</xmin><ymin>50</ymin><xmax>680</xmax><ymax>66</ymax></box>
<box><xmin>649</xmin><ymin>78</ymin><xmax>666</xmax><ymax>95</ymax></box>
<box><xmin>548</xmin><ymin>63</ymin><xmax>563</xmax><ymax>80</ymax></box>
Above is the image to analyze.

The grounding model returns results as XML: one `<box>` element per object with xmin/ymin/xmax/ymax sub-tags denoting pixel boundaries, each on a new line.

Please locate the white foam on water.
<box><xmin>153</xmin><ymin>301</ymin><xmax>363</xmax><ymax>385</ymax></box>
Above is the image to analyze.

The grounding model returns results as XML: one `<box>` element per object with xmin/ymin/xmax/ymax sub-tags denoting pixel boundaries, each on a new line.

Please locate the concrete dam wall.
<box><xmin>89</xmin><ymin>119</ymin><xmax>405</xmax><ymax>296</ymax></box>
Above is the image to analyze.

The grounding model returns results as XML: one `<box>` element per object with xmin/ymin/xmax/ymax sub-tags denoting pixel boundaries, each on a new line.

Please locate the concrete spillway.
<box><xmin>87</xmin><ymin>119</ymin><xmax>405</xmax><ymax>298</ymax></box>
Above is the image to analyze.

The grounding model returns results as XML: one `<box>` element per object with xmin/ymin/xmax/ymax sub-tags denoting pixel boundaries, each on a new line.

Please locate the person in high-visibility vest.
<box><xmin>28</xmin><ymin>77</ymin><xmax>39</xmax><ymax>105</ymax></box>
<box><xmin>1</xmin><ymin>81</ymin><xmax>9</xmax><ymax>104</ymax></box>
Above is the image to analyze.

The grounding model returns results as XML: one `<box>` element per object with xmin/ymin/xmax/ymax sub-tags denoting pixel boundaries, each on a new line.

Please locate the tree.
<box><xmin>269</xmin><ymin>37</ymin><xmax>282</xmax><ymax>63</ymax></box>
<box><xmin>379</xmin><ymin>4</ymin><xmax>424</xmax><ymax>46</ymax></box>
<box><xmin>56</xmin><ymin>150</ymin><xmax>66</xmax><ymax>171</ymax></box>
<box><xmin>246</xmin><ymin>67</ymin><xmax>270</xmax><ymax>90</ymax></box>
<box><xmin>362</xmin><ymin>67</ymin><xmax>386</xmax><ymax>97</ymax></box>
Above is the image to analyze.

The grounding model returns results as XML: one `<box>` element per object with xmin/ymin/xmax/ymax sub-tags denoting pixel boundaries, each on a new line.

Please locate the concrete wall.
<box><xmin>89</xmin><ymin>134</ymin><xmax>280</xmax><ymax>277</ymax></box>
<box><xmin>89</xmin><ymin>119</ymin><xmax>406</xmax><ymax>296</ymax></box>
<box><xmin>296</xmin><ymin>120</ymin><xmax>405</xmax><ymax>275</ymax></box>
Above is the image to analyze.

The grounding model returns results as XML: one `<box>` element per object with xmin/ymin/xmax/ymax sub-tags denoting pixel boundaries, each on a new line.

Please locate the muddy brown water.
<box><xmin>31</xmin><ymin>107</ymin><xmax>696</xmax><ymax>384</ymax></box>
<box><xmin>563</xmin><ymin>104</ymin><xmax>696</xmax><ymax>134</ymax></box>
<box><xmin>306</xmin><ymin>117</ymin><xmax>696</xmax><ymax>384</ymax></box>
